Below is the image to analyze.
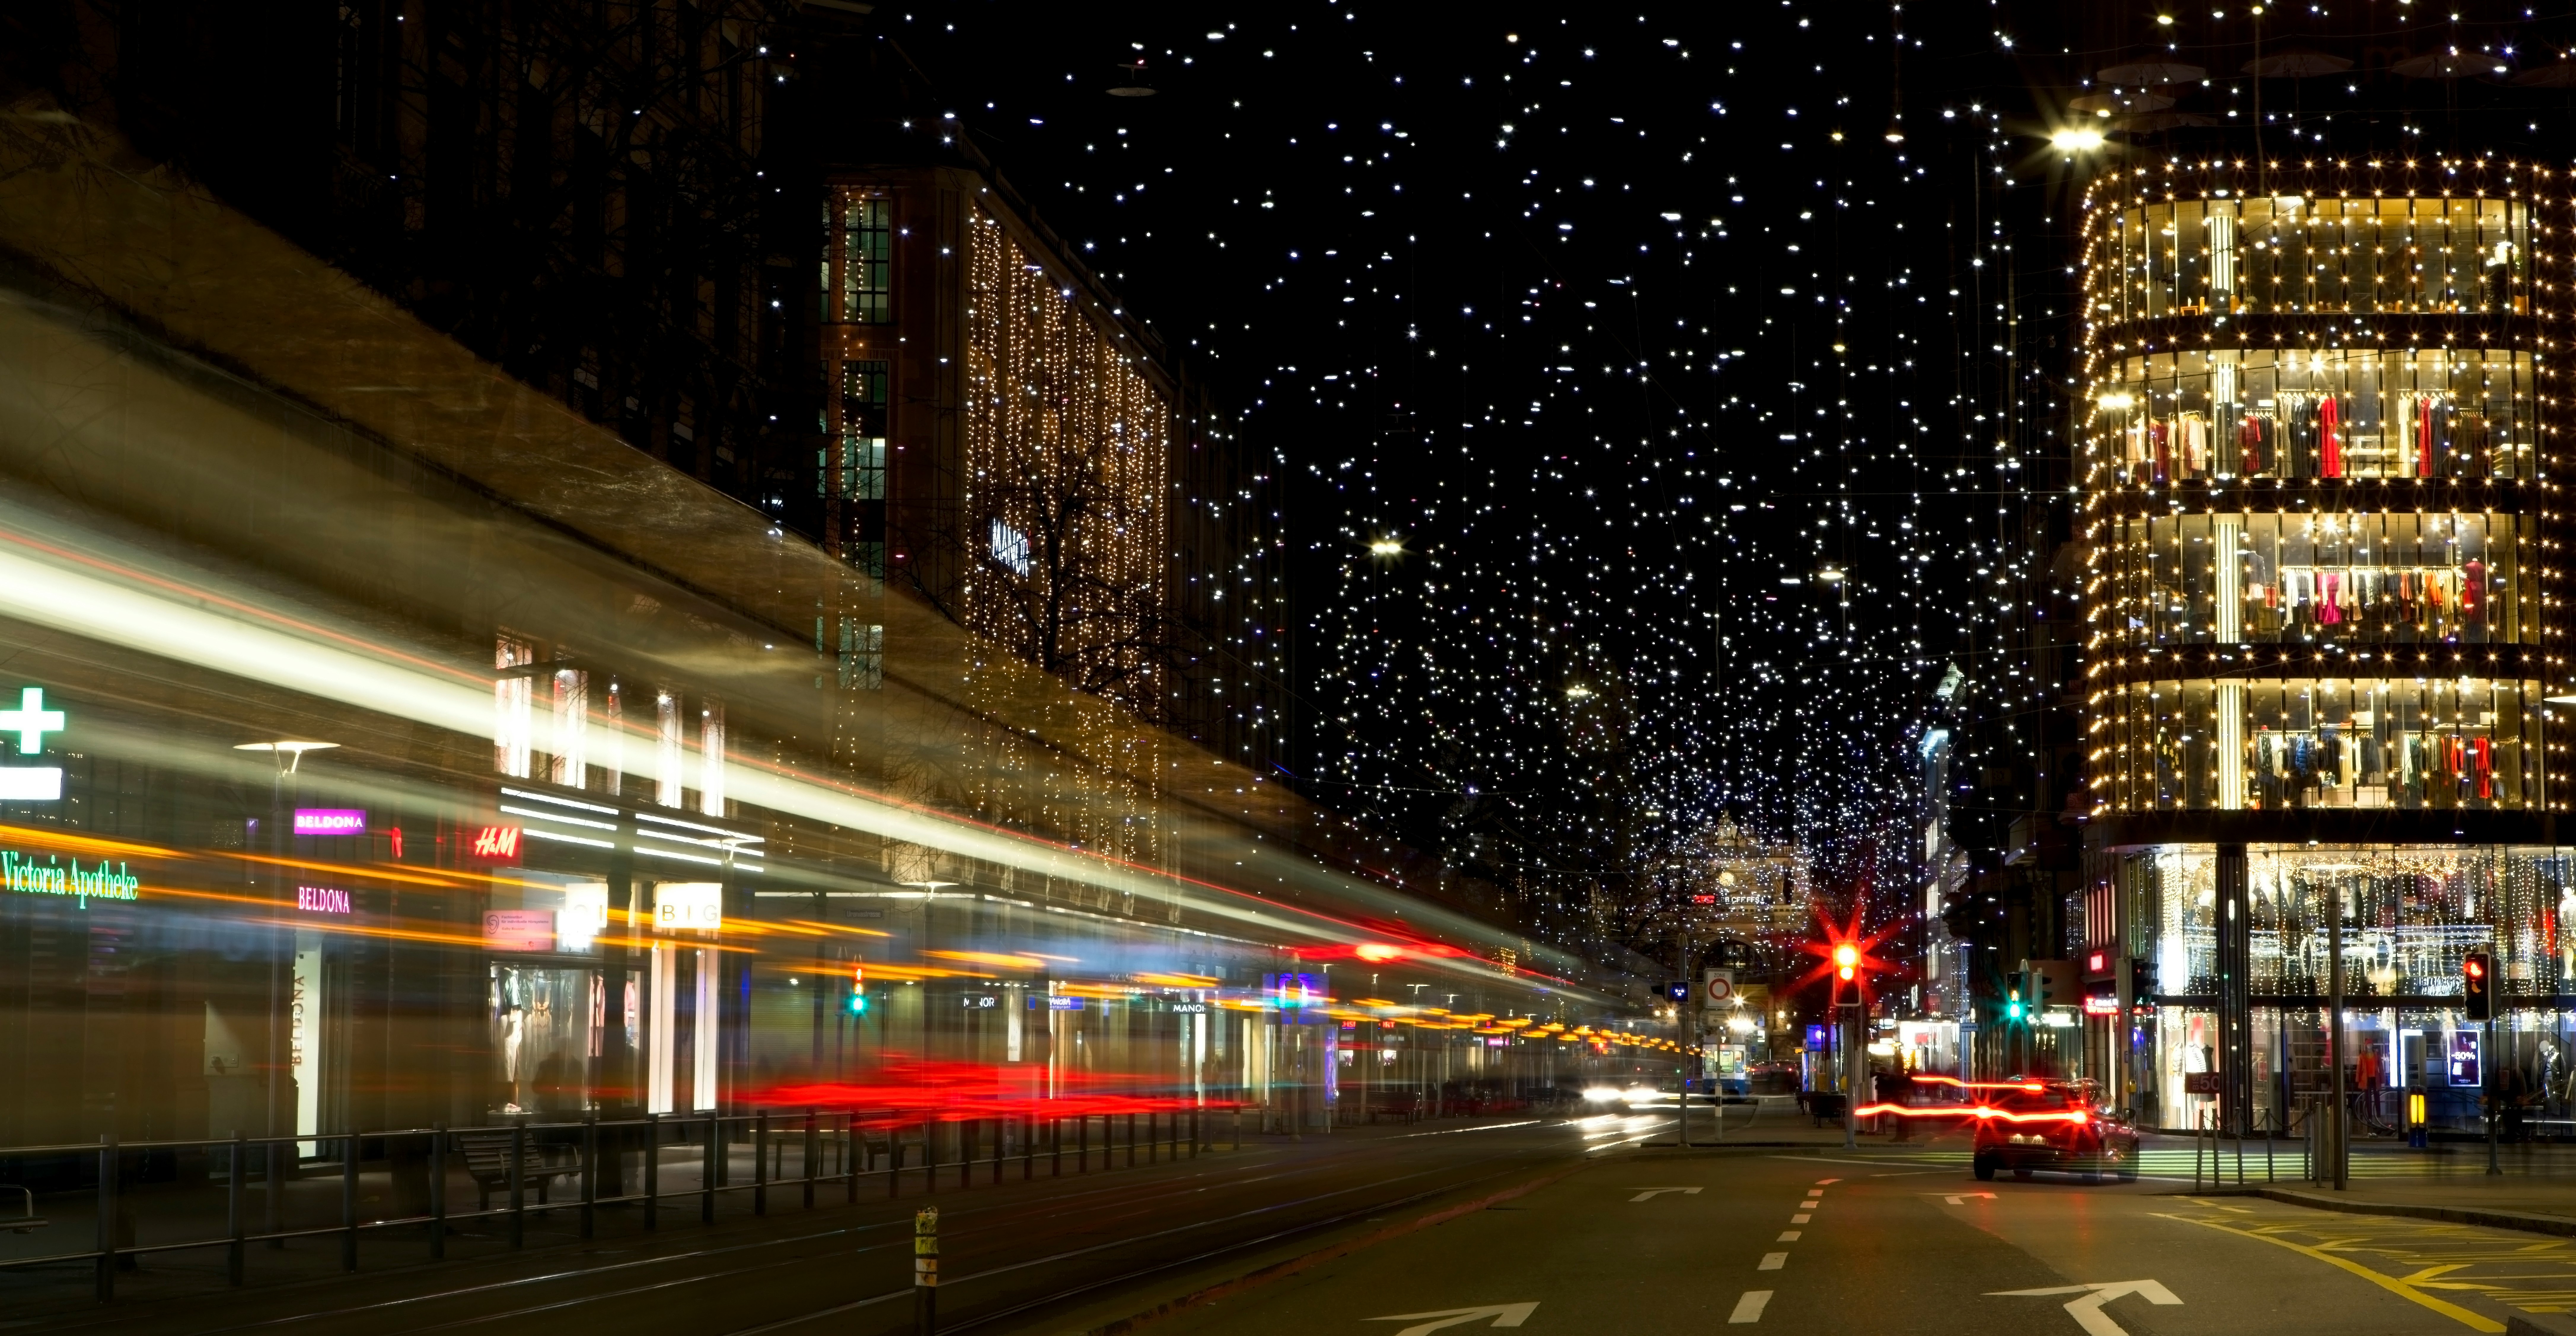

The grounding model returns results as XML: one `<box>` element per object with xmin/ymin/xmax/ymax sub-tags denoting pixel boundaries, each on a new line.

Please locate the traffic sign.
<box><xmin>1704</xmin><ymin>971</ymin><xmax>1736</xmax><ymax>1003</ymax></box>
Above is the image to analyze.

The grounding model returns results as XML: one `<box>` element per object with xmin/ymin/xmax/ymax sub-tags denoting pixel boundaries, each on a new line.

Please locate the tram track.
<box><xmin>22</xmin><ymin>1119</ymin><xmax>1601</xmax><ymax>1336</ymax></box>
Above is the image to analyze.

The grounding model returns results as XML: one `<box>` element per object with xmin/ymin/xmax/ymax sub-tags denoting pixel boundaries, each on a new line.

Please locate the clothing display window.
<box><xmin>2105</xmin><ymin>509</ymin><xmax>2532</xmax><ymax>649</ymax></box>
<box><xmin>2100</xmin><ymin>677</ymin><xmax>2543</xmax><ymax>814</ymax></box>
<box><xmin>489</xmin><ymin>963</ymin><xmax>604</xmax><ymax>1116</ymax></box>
<box><xmin>2095</xmin><ymin>348</ymin><xmax>2533</xmax><ymax>483</ymax></box>
<box><xmin>2100</xmin><ymin>194</ymin><xmax>2526</xmax><ymax>323</ymax></box>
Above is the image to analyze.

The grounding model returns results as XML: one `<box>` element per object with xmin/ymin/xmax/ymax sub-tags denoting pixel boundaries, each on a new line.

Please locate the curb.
<box><xmin>2201</xmin><ymin>1184</ymin><xmax>2576</xmax><ymax>1238</ymax></box>
<box><xmin>1074</xmin><ymin>1161</ymin><xmax>1592</xmax><ymax>1336</ymax></box>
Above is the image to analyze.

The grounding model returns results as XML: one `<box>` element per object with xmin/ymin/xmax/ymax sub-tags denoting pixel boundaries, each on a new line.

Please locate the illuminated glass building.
<box><xmin>2077</xmin><ymin>156</ymin><xmax>2576</xmax><ymax>1133</ymax></box>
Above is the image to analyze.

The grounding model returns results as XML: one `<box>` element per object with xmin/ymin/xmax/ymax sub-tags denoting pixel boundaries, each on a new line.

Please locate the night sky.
<box><xmin>869</xmin><ymin>1</ymin><xmax>2063</xmax><ymax>946</ymax></box>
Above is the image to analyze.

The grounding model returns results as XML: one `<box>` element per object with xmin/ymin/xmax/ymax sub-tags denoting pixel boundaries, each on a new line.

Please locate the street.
<box><xmin>1143</xmin><ymin>1129</ymin><xmax>2575</xmax><ymax>1336</ymax></box>
<box><xmin>19</xmin><ymin>1112</ymin><xmax>2576</xmax><ymax>1336</ymax></box>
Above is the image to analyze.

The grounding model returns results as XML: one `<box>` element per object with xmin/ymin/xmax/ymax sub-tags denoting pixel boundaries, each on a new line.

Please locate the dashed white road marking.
<box><xmin>1758</xmin><ymin>1252</ymin><xmax>1788</xmax><ymax>1271</ymax></box>
<box><xmin>1729</xmin><ymin>1291</ymin><xmax>1774</xmax><ymax>1324</ymax></box>
<box><xmin>1790</xmin><ymin>1213</ymin><xmax>1811</xmax><ymax>1224</ymax></box>
<box><xmin>1776</xmin><ymin>1230</ymin><xmax>1801</xmax><ymax>1242</ymax></box>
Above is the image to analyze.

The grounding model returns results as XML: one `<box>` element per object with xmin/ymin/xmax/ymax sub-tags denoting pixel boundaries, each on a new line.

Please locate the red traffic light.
<box><xmin>2465</xmin><ymin>958</ymin><xmax>2485</xmax><ymax>979</ymax></box>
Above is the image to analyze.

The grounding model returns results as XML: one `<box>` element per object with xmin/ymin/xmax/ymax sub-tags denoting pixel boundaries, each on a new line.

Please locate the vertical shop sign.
<box><xmin>292</xmin><ymin>932</ymin><xmax>328</xmax><ymax>1157</ymax></box>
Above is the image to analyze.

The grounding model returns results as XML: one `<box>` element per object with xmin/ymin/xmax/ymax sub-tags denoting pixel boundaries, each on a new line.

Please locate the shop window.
<box><xmin>2091</xmin><ymin>348</ymin><xmax>2536</xmax><ymax>484</ymax></box>
<box><xmin>2102</xmin><ymin>195</ymin><xmax>2527</xmax><ymax>323</ymax></box>
<box><xmin>2105</xmin><ymin>509</ymin><xmax>2533</xmax><ymax>649</ymax></box>
<box><xmin>2105</xmin><ymin>677</ymin><xmax>2543</xmax><ymax>813</ymax></box>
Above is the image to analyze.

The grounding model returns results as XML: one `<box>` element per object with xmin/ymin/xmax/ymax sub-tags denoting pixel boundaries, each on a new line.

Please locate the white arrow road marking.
<box><xmin>1630</xmin><ymin>1187</ymin><xmax>1704</xmax><ymax>1202</ymax></box>
<box><xmin>1729</xmin><ymin>1291</ymin><xmax>1774</xmax><ymax>1324</ymax></box>
<box><xmin>1943</xmin><ymin>1192</ymin><xmax>1998</xmax><ymax>1205</ymax></box>
<box><xmin>1989</xmin><ymin>1281</ymin><xmax>2182</xmax><ymax>1336</ymax></box>
<box><xmin>1364</xmin><ymin>1303</ymin><xmax>1539</xmax><ymax>1336</ymax></box>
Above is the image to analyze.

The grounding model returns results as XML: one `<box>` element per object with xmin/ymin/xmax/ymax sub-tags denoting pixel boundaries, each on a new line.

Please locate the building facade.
<box><xmin>2077</xmin><ymin>156</ymin><xmax>2576</xmax><ymax>1132</ymax></box>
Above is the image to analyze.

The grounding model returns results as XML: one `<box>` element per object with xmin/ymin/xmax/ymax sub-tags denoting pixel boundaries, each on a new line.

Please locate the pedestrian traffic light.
<box><xmin>2463</xmin><ymin>951</ymin><xmax>2492</xmax><ymax>1020</ymax></box>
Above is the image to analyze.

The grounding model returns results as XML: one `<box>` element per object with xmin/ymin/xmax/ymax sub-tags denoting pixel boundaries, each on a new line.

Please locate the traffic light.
<box><xmin>2006</xmin><ymin>984</ymin><xmax>2026</xmax><ymax>1022</ymax></box>
<box><xmin>1833</xmin><ymin>942</ymin><xmax>1859</xmax><ymax>982</ymax></box>
<box><xmin>2464</xmin><ymin>951</ymin><xmax>2492</xmax><ymax>1020</ymax></box>
<box><xmin>2130</xmin><ymin>957</ymin><xmax>2157</xmax><ymax>1005</ymax></box>
<box><xmin>850</xmin><ymin>963</ymin><xmax>869</xmax><ymax>1016</ymax></box>
<box><xmin>2026</xmin><ymin>959</ymin><xmax>2074</xmax><ymax>1012</ymax></box>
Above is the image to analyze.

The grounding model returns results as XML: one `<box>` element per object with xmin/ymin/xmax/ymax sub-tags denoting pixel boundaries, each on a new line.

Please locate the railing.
<box><xmin>0</xmin><ymin>1104</ymin><xmax>1246</xmax><ymax>1303</ymax></box>
<box><xmin>2191</xmin><ymin>1106</ymin><xmax>2302</xmax><ymax>1190</ymax></box>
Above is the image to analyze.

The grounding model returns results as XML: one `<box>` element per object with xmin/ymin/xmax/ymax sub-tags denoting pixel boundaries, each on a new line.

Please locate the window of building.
<box><xmin>2091</xmin><ymin>348</ymin><xmax>2536</xmax><ymax>483</ymax></box>
<box><xmin>837</xmin><ymin>360</ymin><xmax>889</xmax><ymax>500</ymax></box>
<box><xmin>840</xmin><ymin>197</ymin><xmax>893</xmax><ymax>323</ymax></box>
<box><xmin>990</xmin><ymin>519</ymin><xmax>1032</xmax><ymax>576</ymax></box>
<box><xmin>2099</xmin><ymin>195</ymin><xmax>2528</xmax><ymax>322</ymax></box>
<box><xmin>2101</xmin><ymin>509</ymin><xmax>2534</xmax><ymax>649</ymax></box>
<box><xmin>2100</xmin><ymin>676</ymin><xmax>2543</xmax><ymax>813</ymax></box>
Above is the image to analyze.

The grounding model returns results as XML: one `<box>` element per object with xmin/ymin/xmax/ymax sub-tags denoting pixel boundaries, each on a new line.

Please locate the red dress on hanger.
<box><xmin>2319</xmin><ymin>396</ymin><xmax>2342</xmax><ymax>477</ymax></box>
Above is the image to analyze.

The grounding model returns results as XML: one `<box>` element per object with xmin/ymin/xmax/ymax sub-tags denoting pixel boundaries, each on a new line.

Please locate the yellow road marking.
<box><xmin>2156</xmin><ymin>1214</ymin><xmax>2506</xmax><ymax>1332</ymax></box>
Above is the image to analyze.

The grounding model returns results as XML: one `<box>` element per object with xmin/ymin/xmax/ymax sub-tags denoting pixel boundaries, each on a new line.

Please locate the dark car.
<box><xmin>1970</xmin><ymin>1080</ymin><xmax>2139</xmax><ymax>1182</ymax></box>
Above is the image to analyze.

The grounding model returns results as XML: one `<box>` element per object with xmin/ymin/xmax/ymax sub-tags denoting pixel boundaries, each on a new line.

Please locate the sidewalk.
<box><xmin>2193</xmin><ymin>1140</ymin><xmax>2576</xmax><ymax>1236</ymax></box>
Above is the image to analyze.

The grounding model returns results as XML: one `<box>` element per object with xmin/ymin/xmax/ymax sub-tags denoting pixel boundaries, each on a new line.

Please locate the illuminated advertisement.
<box><xmin>295</xmin><ymin>885</ymin><xmax>352</xmax><ymax>914</ymax></box>
<box><xmin>292</xmin><ymin>808</ymin><xmax>367</xmax><ymax>836</ymax></box>
<box><xmin>653</xmin><ymin>881</ymin><xmax>725</xmax><ymax>932</ymax></box>
<box><xmin>2</xmin><ymin>849</ymin><xmax>140</xmax><ymax>906</ymax></box>
<box><xmin>483</xmin><ymin>909</ymin><xmax>558</xmax><ymax>953</ymax></box>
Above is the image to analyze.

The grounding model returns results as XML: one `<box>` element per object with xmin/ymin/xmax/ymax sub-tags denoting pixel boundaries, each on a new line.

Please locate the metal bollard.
<box><xmin>1126</xmin><ymin>1112</ymin><xmax>1136</xmax><ymax>1168</ymax></box>
<box><xmin>913</xmin><ymin>1206</ymin><xmax>940</xmax><ymax>1335</ymax></box>
<box><xmin>428</xmin><ymin>1125</ymin><xmax>446</xmax><ymax>1260</ymax></box>
<box><xmin>755</xmin><ymin>1111</ymin><xmax>769</xmax><ymax>1217</ymax></box>
<box><xmin>645</xmin><ymin>1112</ymin><xmax>660</xmax><ymax>1230</ymax></box>
<box><xmin>581</xmin><ymin>1116</ymin><xmax>598</xmax><ymax>1239</ymax></box>
<box><xmin>508</xmin><ymin>1122</ymin><xmax>526</xmax><ymax>1249</ymax></box>
<box><xmin>805</xmin><ymin>1110</ymin><xmax>819</xmax><ymax>1210</ymax></box>
<box><xmin>1051</xmin><ymin>1117</ymin><xmax>1063</xmax><ymax>1177</ymax></box>
<box><xmin>703</xmin><ymin>1117</ymin><xmax>718</xmax><ymax>1224</ymax></box>
<box><xmin>1079</xmin><ymin>1114</ymin><xmax>1091</xmax><ymax>1172</ymax></box>
<box><xmin>890</xmin><ymin>1136</ymin><xmax>903</xmax><ymax>1199</ymax></box>
<box><xmin>1023</xmin><ymin>1113</ymin><xmax>1034</xmax><ymax>1180</ymax></box>
<box><xmin>227</xmin><ymin>1131</ymin><xmax>247</xmax><ymax>1284</ymax></box>
<box><xmin>96</xmin><ymin>1132</ymin><xmax>117</xmax><ymax>1302</ymax></box>
<box><xmin>342</xmin><ymin>1133</ymin><xmax>360</xmax><ymax>1270</ymax></box>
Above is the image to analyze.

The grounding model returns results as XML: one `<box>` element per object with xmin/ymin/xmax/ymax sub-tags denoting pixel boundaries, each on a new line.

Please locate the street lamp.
<box><xmin>2049</xmin><ymin>127</ymin><xmax>2107</xmax><ymax>153</ymax></box>
<box><xmin>233</xmin><ymin>739</ymin><xmax>336</xmax><ymax>1244</ymax></box>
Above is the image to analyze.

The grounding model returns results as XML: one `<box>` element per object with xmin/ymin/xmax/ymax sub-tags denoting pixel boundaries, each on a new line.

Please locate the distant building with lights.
<box><xmin>2074</xmin><ymin>154</ymin><xmax>2576</xmax><ymax>1134</ymax></box>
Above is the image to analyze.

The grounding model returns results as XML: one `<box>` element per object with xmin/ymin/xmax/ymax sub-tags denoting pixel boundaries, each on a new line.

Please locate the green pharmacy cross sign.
<box><xmin>0</xmin><ymin>686</ymin><xmax>65</xmax><ymax>801</ymax></box>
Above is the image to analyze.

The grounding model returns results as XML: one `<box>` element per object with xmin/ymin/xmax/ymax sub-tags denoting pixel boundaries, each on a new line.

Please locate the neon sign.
<box><xmin>293</xmin><ymin>809</ymin><xmax>367</xmax><ymax>836</ymax></box>
<box><xmin>295</xmin><ymin>886</ymin><xmax>352</xmax><ymax>914</ymax></box>
<box><xmin>2</xmin><ymin>849</ymin><xmax>139</xmax><ymax>906</ymax></box>
<box><xmin>469</xmin><ymin>826</ymin><xmax>523</xmax><ymax>862</ymax></box>
<box><xmin>0</xmin><ymin>687</ymin><xmax>66</xmax><ymax>800</ymax></box>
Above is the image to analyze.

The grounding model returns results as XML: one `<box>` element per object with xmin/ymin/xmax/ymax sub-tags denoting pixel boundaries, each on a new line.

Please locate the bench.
<box><xmin>455</xmin><ymin>1130</ymin><xmax>581</xmax><ymax>1211</ymax></box>
<box><xmin>2</xmin><ymin>1185</ymin><xmax>43</xmax><ymax>1233</ymax></box>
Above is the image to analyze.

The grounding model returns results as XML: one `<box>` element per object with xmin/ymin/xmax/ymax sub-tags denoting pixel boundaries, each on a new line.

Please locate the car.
<box><xmin>1969</xmin><ymin>1080</ymin><xmax>2138</xmax><ymax>1182</ymax></box>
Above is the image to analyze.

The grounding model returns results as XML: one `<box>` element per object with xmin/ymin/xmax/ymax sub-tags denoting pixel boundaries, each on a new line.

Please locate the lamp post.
<box><xmin>232</xmin><ymin>740</ymin><xmax>337</xmax><ymax>1244</ymax></box>
<box><xmin>1835</xmin><ymin>942</ymin><xmax>1861</xmax><ymax>1150</ymax></box>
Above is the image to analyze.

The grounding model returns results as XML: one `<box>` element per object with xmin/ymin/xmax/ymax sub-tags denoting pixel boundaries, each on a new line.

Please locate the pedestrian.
<box><xmin>1874</xmin><ymin>1067</ymin><xmax>1913</xmax><ymax>1142</ymax></box>
<box><xmin>2498</xmin><ymin>1061</ymin><xmax>2533</xmax><ymax>1143</ymax></box>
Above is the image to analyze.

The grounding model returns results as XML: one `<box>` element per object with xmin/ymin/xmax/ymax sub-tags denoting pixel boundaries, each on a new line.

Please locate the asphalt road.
<box><xmin>1147</xmin><ymin>1132</ymin><xmax>2576</xmax><ymax>1336</ymax></box>
<box><xmin>19</xmin><ymin>1114</ymin><xmax>2576</xmax><ymax>1336</ymax></box>
<box><xmin>3</xmin><ymin>1115</ymin><xmax>1635</xmax><ymax>1336</ymax></box>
